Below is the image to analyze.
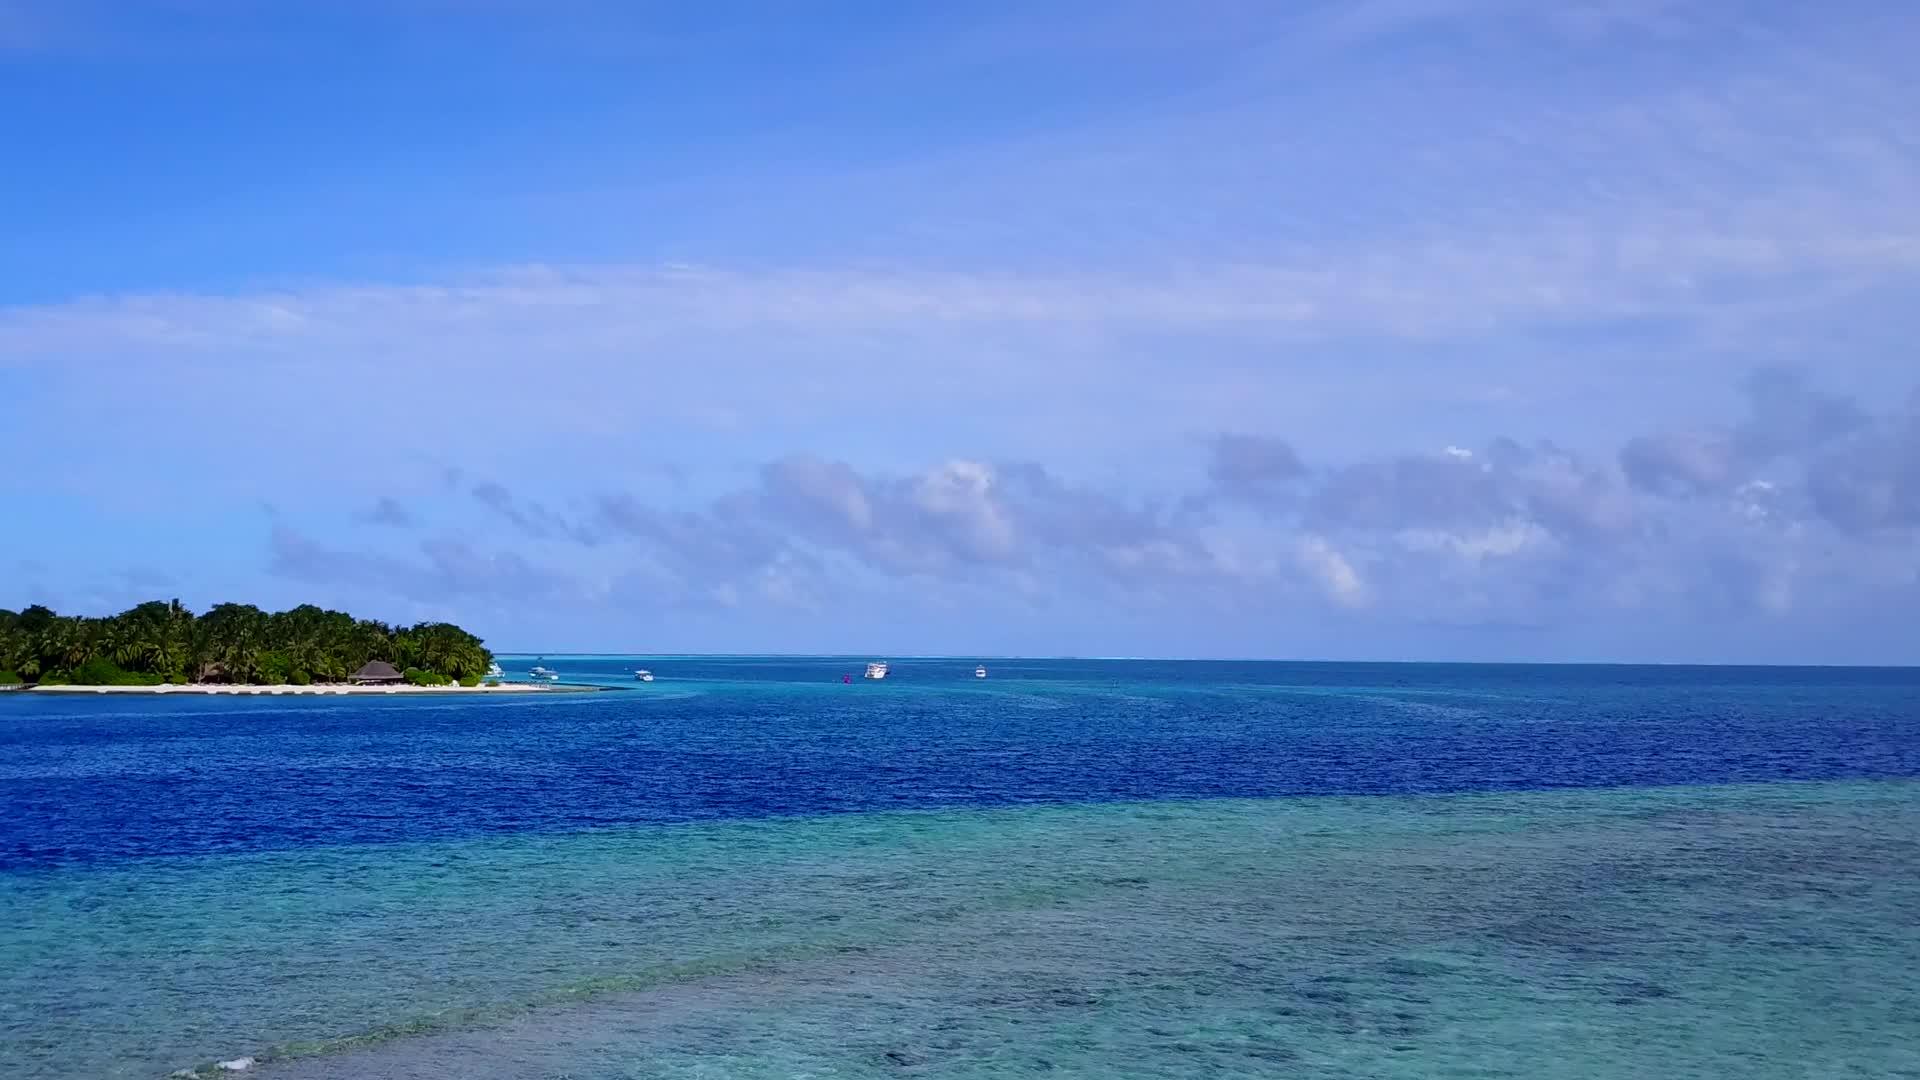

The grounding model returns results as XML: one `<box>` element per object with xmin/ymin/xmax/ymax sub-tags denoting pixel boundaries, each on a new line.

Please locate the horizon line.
<box><xmin>488</xmin><ymin>652</ymin><xmax>1918</xmax><ymax>670</ymax></box>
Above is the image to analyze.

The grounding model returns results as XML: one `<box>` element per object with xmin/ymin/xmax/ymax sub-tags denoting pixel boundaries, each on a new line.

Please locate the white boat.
<box><xmin>635</xmin><ymin>669</ymin><xmax>654</xmax><ymax>682</ymax></box>
<box><xmin>529</xmin><ymin>665</ymin><xmax>554</xmax><ymax>677</ymax></box>
<box><xmin>975</xmin><ymin>665</ymin><xmax>988</xmax><ymax>679</ymax></box>
<box><xmin>864</xmin><ymin>661</ymin><xmax>889</xmax><ymax>680</ymax></box>
<box><xmin>486</xmin><ymin>662</ymin><xmax>504</xmax><ymax>678</ymax></box>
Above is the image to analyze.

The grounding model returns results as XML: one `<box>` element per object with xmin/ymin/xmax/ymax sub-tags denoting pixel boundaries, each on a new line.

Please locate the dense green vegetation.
<box><xmin>0</xmin><ymin>601</ymin><xmax>493</xmax><ymax>686</ymax></box>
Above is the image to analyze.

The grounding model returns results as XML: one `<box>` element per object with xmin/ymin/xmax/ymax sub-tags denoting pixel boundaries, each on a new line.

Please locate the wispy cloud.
<box><xmin>5</xmin><ymin>3</ymin><xmax>1917</xmax><ymax>477</ymax></box>
<box><xmin>268</xmin><ymin>525</ymin><xmax>578</xmax><ymax>609</ymax></box>
<box><xmin>6</xmin><ymin>205</ymin><xmax>1917</xmax><ymax>356</ymax></box>
<box><xmin>470</xmin><ymin>481</ymin><xmax>597</xmax><ymax>545</ymax></box>
<box><xmin>8</xmin><ymin>2</ymin><xmax>1920</xmax><ymax>347</ymax></box>
<box><xmin>359</xmin><ymin>496</ymin><xmax>415</xmax><ymax>528</ymax></box>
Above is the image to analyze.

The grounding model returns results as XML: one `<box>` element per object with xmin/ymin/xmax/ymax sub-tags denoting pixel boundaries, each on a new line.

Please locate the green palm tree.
<box><xmin>143</xmin><ymin>635</ymin><xmax>183</xmax><ymax>680</ymax></box>
<box><xmin>31</xmin><ymin>620</ymin><xmax>77</xmax><ymax>677</ymax></box>
<box><xmin>107</xmin><ymin>623</ymin><xmax>147</xmax><ymax>668</ymax></box>
<box><xmin>3</xmin><ymin>600</ymin><xmax>493</xmax><ymax>686</ymax></box>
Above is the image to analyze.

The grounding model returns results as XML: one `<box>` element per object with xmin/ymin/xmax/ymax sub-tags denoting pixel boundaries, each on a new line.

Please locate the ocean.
<box><xmin>3</xmin><ymin>658</ymin><xmax>1917</xmax><ymax>1078</ymax></box>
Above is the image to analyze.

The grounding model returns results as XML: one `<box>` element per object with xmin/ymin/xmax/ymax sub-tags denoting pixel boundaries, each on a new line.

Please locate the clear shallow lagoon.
<box><xmin>3</xmin><ymin>659</ymin><xmax>1918</xmax><ymax>1078</ymax></box>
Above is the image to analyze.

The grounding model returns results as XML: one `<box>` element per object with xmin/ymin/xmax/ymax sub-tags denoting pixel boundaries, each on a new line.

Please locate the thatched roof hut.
<box><xmin>350</xmin><ymin>660</ymin><xmax>404</xmax><ymax>685</ymax></box>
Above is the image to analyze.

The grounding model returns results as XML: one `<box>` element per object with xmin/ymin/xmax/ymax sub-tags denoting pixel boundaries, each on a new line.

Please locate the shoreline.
<box><xmin>20</xmin><ymin>682</ymin><xmax>608</xmax><ymax>696</ymax></box>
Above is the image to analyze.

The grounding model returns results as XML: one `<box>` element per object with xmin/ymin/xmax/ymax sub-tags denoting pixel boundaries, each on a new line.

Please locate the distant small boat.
<box><xmin>864</xmin><ymin>661</ymin><xmax>889</xmax><ymax>680</ymax></box>
<box><xmin>486</xmin><ymin>662</ymin><xmax>504</xmax><ymax>678</ymax></box>
<box><xmin>529</xmin><ymin>665</ymin><xmax>554</xmax><ymax>677</ymax></box>
<box><xmin>635</xmin><ymin>669</ymin><xmax>654</xmax><ymax>682</ymax></box>
<box><xmin>975</xmin><ymin>665</ymin><xmax>988</xmax><ymax>679</ymax></box>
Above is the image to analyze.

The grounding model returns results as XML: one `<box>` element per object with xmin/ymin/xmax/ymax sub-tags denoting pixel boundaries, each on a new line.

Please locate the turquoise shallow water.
<box><xmin>7</xmin><ymin>782</ymin><xmax>1920</xmax><ymax>1078</ymax></box>
<box><xmin>3</xmin><ymin>659</ymin><xmax>1918</xmax><ymax>1077</ymax></box>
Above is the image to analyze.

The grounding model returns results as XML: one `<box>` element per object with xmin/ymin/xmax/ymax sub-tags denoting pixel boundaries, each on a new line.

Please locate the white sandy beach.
<box><xmin>25</xmin><ymin>682</ymin><xmax>577</xmax><ymax>696</ymax></box>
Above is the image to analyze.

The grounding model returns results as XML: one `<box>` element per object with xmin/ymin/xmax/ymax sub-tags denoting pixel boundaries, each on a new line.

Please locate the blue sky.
<box><xmin>3</xmin><ymin>0</ymin><xmax>1918</xmax><ymax>662</ymax></box>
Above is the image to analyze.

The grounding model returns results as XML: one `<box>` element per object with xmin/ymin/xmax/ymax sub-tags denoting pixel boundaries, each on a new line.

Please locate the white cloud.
<box><xmin>909</xmin><ymin>461</ymin><xmax>1017</xmax><ymax>562</ymax></box>
<box><xmin>1396</xmin><ymin>521</ymin><xmax>1552</xmax><ymax>560</ymax></box>
<box><xmin>1297</xmin><ymin>535</ymin><xmax>1370</xmax><ymax>609</ymax></box>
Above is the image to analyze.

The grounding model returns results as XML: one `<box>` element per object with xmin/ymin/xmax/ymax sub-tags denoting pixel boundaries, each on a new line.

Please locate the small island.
<box><xmin>0</xmin><ymin>601</ymin><xmax>545</xmax><ymax>694</ymax></box>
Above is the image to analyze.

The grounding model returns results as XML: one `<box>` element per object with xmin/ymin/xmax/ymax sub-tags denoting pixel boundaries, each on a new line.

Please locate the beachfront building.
<box><xmin>349</xmin><ymin>660</ymin><xmax>404</xmax><ymax>685</ymax></box>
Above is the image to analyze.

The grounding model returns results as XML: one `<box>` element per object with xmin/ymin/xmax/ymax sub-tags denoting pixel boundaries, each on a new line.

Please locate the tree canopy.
<box><xmin>0</xmin><ymin>601</ymin><xmax>493</xmax><ymax>686</ymax></box>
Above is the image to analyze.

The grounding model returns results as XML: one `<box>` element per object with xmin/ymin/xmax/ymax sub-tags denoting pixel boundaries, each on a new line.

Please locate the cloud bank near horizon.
<box><xmin>202</xmin><ymin>366</ymin><xmax>1915</xmax><ymax>662</ymax></box>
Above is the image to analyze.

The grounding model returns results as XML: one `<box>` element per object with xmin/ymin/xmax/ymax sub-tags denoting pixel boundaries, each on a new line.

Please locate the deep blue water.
<box><xmin>5</xmin><ymin>658</ymin><xmax>1917</xmax><ymax>870</ymax></box>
